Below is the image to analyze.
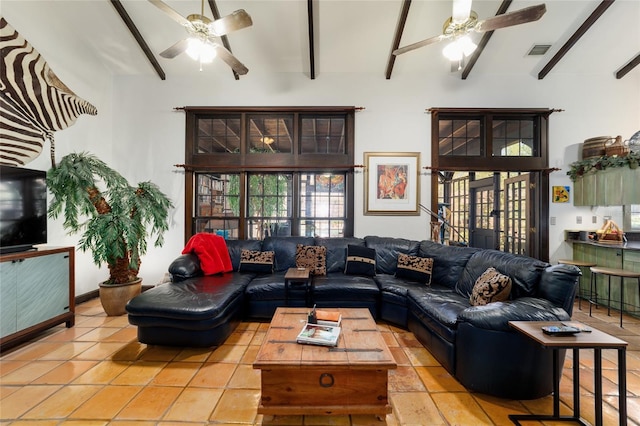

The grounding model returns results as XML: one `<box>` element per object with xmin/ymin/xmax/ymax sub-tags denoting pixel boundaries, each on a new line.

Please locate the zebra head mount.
<box><xmin>148</xmin><ymin>0</ymin><xmax>252</xmax><ymax>75</ymax></box>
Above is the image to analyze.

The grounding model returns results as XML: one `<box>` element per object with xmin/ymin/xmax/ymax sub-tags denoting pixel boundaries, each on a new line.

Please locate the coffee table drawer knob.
<box><xmin>319</xmin><ymin>373</ymin><xmax>334</xmax><ymax>388</ymax></box>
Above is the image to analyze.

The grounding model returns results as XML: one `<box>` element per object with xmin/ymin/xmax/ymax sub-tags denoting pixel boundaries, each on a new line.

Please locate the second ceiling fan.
<box><xmin>148</xmin><ymin>0</ymin><xmax>252</xmax><ymax>74</ymax></box>
<box><xmin>393</xmin><ymin>0</ymin><xmax>546</xmax><ymax>65</ymax></box>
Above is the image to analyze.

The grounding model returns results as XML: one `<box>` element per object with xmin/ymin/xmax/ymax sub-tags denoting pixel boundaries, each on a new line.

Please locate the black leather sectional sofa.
<box><xmin>126</xmin><ymin>235</ymin><xmax>580</xmax><ymax>399</ymax></box>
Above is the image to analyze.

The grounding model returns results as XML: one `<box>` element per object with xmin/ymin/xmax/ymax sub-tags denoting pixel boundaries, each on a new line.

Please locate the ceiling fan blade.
<box><xmin>213</xmin><ymin>44</ymin><xmax>248</xmax><ymax>75</ymax></box>
<box><xmin>452</xmin><ymin>0</ymin><xmax>472</xmax><ymax>24</ymax></box>
<box><xmin>160</xmin><ymin>39</ymin><xmax>189</xmax><ymax>59</ymax></box>
<box><xmin>393</xmin><ymin>34</ymin><xmax>446</xmax><ymax>56</ymax></box>
<box><xmin>147</xmin><ymin>0</ymin><xmax>191</xmax><ymax>27</ymax></box>
<box><xmin>210</xmin><ymin>9</ymin><xmax>253</xmax><ymax>36</ymax></box>
<box><xmin>475</xmin><ymin>4</ymin><xmax>546</xmax><ymax>33</ymax></box>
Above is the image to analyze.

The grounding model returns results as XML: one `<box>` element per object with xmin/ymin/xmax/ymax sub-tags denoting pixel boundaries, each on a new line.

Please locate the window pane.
<box><xmin>439</xmin><ymin>118</ymin><xmax>483</xmax><ymax>156</ymax></box>
<box><xmin>248</xmin><ymin>115</ymin><xmax>293</xmax><ymax>153</ymax></box>
<box><xmin>492</xmin><ymin>119</ymin><xmax>536</xmax><ymax>156</ymax></box>
<box><xmin>299</xmin><ymin>173</ymin><xmax>345</xmax><ymax>237</ymax></box>
<box><xmin>194</xmin><ymin>173</ymin><xmax>239</xmax><ymax>238</ymax></box>
<box><xmin>196</xmin><ymin>117</ymin><xmax>241</xmax><ymax>153</ymax></box>
<box><xmin>301</xmin><ymin>116</ymin><xmax>346</xmax><ymax>154</ymax></box>
<box><xmin>196</xmin><ymin>173</ymin><xmax>239</xmax><ymax>217</ymax></box>
<box><xmin>247</xmin><ymin>174</ymin><xmax>292</xmax><ymax>217</ymax></box>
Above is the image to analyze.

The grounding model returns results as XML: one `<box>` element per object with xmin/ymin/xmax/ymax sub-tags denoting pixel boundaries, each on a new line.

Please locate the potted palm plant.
<box><xmin>47</xmin><ymin>152</ymin><xmax>173</xmax><ymax>315</ymax></box>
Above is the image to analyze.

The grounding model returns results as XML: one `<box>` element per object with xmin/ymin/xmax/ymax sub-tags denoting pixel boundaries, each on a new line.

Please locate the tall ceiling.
<box><xmin>1</xmin><ymin>0</ymin><xmax>639</xmax><ymax>81</ymax></box>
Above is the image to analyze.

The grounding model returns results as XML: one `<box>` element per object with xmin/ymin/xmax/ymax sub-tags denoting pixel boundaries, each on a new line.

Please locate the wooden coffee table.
<box><xmin>253</xmin><ymin>307</ymin><xmax>397</xmax><ymax>416</ymax></box>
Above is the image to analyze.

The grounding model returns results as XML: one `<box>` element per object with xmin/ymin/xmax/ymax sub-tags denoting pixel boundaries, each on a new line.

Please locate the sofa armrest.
<box><xmin>457</xmin><ymin>298</ymin><xmax>571</xmax><ymax>332</ymax></box>
<box><xmin>168</xmin><ymin>254</ymin><xmax>203</xmax><ymax>282</ymax></box>
<box><xmin>538</xmin><ymin>264</ymin><xmax>580</xmax><ymax>316</ymax></box>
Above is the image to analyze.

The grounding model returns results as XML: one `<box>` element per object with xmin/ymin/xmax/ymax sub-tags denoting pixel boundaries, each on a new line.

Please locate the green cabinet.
<box><xmin>573</xmin><ymin>167</ymin><xmax>640</xmax><ymax>206</ymax></box>
<box><xmin>573</xmin><ymin>242</ymin><xmax>638</xmax><ymax>315</ymax></box>
<box><xmin>0</xmin><ymin>247</ymin><xmax>75</xmax><ymax>349</ymax></box>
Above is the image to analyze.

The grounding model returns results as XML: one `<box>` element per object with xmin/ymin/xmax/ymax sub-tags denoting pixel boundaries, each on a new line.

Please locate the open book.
<box><xmin>296</xmin><ymin>323</ymin><xmax>341</xmax><ymax>347</ymax></box>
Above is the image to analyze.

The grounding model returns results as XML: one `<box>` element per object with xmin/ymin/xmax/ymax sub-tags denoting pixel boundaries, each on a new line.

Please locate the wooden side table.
<box><xmin>508</xmin><ymin>321</ymin><xmax>628</xmax><ymax>426</ymax></box>
<box><xmin>284</xmin><ymin>267</ymin><xmax>312</xmax><ymax>307</ymax></box>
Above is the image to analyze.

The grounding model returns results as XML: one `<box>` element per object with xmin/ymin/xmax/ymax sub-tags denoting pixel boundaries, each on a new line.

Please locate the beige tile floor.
<box><xmin>1</xmin><ymin>298</ymin><xmax>639</xmax><ymax>425</ymax></box>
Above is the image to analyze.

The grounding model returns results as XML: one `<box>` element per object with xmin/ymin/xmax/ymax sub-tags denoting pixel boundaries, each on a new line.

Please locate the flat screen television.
<box><xmin>0</xmin><ymin>165</ymin><xmax>48</xmax><ymax>254</ymax></box>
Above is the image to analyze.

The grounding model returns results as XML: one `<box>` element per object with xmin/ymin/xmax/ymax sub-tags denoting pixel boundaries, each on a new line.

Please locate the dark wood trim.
<box><xmin>538</xmin><ymin>0</ymin><xmax>615</xmax><ymax>80</ymax></box>
<box><xmin>207</xmin><ymin>0</ymin><xmax>240</xmax><ymax>80</ymax></box>
<box><xmin>461</xmin><ymin>0</ymin><xmax>512</xmax><ymax>80</ymax></box>
<box><xmin>308</xmin><ymin>0</ymin><xmax>316</xmax><ymax>79</ymax></box>
<box><xmin>110</xmin><ymin>0</ymin><xmax>166</xmax><ymax>81</ymax></box>
<box><xmin>616</xmin><ymin>53</ymin><xmax>640</xmax><ymax>79</ymax></box>
<box><xmin>385</xmin><ymin>0</ymin><xmax>412</xmax><ymax>80</ymax></box>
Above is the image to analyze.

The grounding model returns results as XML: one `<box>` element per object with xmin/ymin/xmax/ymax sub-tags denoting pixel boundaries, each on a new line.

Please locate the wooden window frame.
<box><xmin>184</xmin><ymin>107</ymin><xmax>356</xmax><ymax>242</ymax></box>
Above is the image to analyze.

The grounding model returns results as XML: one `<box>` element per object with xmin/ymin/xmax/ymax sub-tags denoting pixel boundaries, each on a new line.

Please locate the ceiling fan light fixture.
<box><xmin>186</xmin><ymin>37</ymin><xmax>216</xmax><ymax>63</ymax></box>
<box><xmin>442</xmin><ymin>35</ymin><xmax>477</xmax><ymax>61</ymax></box>
<box><xmin>452</xmin><ymin>0</ymin><xmax>473</xmax><ymax>24</ymax></box>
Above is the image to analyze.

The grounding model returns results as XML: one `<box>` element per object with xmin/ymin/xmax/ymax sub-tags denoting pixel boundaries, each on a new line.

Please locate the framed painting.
<box><xmin>364</xmin><ymin>152</ymin><xmax>420</xmax><ymax>215</ymax></box>
<box><xmin>552</xmin><ymin>186</ymin><xmax>570</xmax><ymax>203</ymax></box>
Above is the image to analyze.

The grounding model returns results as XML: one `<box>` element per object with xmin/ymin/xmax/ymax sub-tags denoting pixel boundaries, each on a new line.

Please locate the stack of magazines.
<box><xmin>296</xmin><ymin>309</ymin><xmax>342</xmax><ymax>347</ymax></box>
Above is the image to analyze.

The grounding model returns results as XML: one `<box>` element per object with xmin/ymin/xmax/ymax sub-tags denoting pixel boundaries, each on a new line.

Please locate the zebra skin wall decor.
<box><xmin>0</xmin><ymin>17</ymin><xmax>97</xmax><ymax>167</ymax></box>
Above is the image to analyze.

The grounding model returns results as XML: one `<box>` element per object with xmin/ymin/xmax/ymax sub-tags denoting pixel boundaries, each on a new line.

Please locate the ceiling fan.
<box><xmin>393</xmin><ymin>0</ymin><xmax>546</xmax><ymax>65</ymax></box>
<box><xmin>148</xmin><ymin>0</ymin><xmax>252</xmax><ymax>74</ymax></box>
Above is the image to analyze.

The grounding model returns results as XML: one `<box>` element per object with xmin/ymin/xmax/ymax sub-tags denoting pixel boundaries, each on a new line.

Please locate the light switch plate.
<box><xmin>576</xmin><ymin>216</ymin><xmax>582</xmax><ymax>224</ymax></box>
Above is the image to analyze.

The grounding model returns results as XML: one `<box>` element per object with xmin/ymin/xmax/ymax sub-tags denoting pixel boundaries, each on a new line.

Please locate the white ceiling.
<box><xmin>1</xmin><ymin>0</ymin><xmax>639</xmax><ymax>81</ymax></box>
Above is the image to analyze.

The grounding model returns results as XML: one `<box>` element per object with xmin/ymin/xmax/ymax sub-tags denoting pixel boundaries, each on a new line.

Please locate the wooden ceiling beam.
<box><xmin>538</xmin><ymin>0</ymin><xmax>615</xmax><ymax>80</ymax></box>
<box><xmin>308</xmin><ymin>0</ymin><xmax>316</xmax><ymax>79</ymax></box>
<box><xmin>110</xmin><ymin>0</ymin><xmax>165</xmax><ymax>80</ymax></box>
<box><xmin>385</xmin><ymin>0</ymin><xmax>412</xmax><ymax>80</ymax></box>
<box><xmin>207</xmin><ymin>0</ymin><xmax>240</xmax><ymax>80</ymax></box>
<box><xmin>616</xmin><ymin>53</ymin><xmax>640</xmax><ymax>79</ymax></box>
<box><xmin>461</xmin><ymin>0</ymin><xmax>512</xmax><ymax>80</ymax></box>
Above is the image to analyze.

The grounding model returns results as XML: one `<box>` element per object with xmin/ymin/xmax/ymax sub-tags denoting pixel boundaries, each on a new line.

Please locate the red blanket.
<box><xmin>182</xmin><ymin>233</ymin><xmax>232</xmax><ymax>275</ymax></box>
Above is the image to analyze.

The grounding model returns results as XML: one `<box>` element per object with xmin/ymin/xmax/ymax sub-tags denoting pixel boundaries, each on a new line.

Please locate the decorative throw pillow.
<box><xmin>295</xmin><ymin>244</ymin><xmax>327</xmax><ymax>275</ymax></box>
<box><xmin>238</xmin><ymin>249</ymin><xmax>274</xmax><ymax>274</ymax></box>
<box><xmin>395</xmin><ymin>253</ymin><xmax>433</xmax><ymax>285</ymax></box>
<box><xmin>344</xmin><ymin>245</ymin><xmax>376</xmax><ymax>276</ymax></box>
<box><xmin>469</xmin><ymin>267</ymin><xmax>512</xmax><ymax>306</ymax></box>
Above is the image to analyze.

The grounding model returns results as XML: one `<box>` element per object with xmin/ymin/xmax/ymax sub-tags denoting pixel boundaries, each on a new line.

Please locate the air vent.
<box><xmin>527</xmin><ymin>44</ymin><xmax>551</xmax><ymax>56</ymax></box>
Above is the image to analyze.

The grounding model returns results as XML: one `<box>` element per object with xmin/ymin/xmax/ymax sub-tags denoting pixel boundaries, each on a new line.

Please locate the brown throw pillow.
<box><xmin>395</xmin><ymin>253</ymin><xmax>433</xmax><ymax>285</ymax></box>
<box><xmin>470</xmin><ymin>267</ymin><xmax>512</xmax><ymax>306</ymax></box>
<box><xmin>295</xmin><ymin>244</ymin><xmax>327</xmax><ymax>275</ymax></box>
<box><xmin>238</xmin><ymin>249</ymin><xmax>274</xmax><ymax>274</ymax></box>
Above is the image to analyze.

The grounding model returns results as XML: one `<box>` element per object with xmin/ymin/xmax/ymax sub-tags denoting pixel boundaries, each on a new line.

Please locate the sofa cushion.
<box><xmin>315</xmin><ymin>237</ymin><xmax>365</xmax><ymax>273</ymax></box>
<box><xmin>344</xmin><ymin>244</ymin><xmax>376</xmax><ymax>276</ymax></box>
<box><xmin>238</xmin><ymin>249</ymin><xmax>274</xmax><ymax>274</ymax></box>
<box><xmin>469</xmin><ymin>267</ymin><xmax>512</xmax><ymax>306</ymax></box>
<box><xmin>296</xmin><ymin>244</ymin><xmax>327</xmax><ymax>275</ymax></box>
<box><xmin>407</xmin><ymin>287</ymin><xmax>470</xmax><ymax>343</ymax></box>
<box><xmin>456</xmin><ymin>249</ymin><xmax>549</xmax><ymax>299</ymax></box>
<box><xmin>396</xmin><ymin>254</ymin><xmax>433</xmax><ymax>285</ymax></box>
<box><xmin>226</xmin><ymin>239</ymin><xmax>263</xmax><ymax>271</ymax></box>
<box><xmin>312</xmin><ymin>273</ymin><xmax>380</xmax><ymax>301</ymax></box>
<box><xmin>126</xmin><ymin>273</ymin><xmax>252</xmax><ymax>321</ymax></box>
<box><xmin>458</xmin><ymin>297</ymin><xmax>572</xmax><ymax>332</ymax></box>
<box><xmin>263</xmin><ymin>236</ymin><xmax>315</xmax><ymax>272</ymax></box>
<box><xmin>364</xmin><ymin>236</ymin><xmax>420</xmax><ymax>275</ymax></box>
<box><xmin>419</xmin><ymin>241</ymin><xmax>481</xmax><ymax>289</ymax></box>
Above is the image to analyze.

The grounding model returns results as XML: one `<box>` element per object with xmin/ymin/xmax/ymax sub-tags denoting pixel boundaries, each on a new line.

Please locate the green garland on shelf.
<box><xmin>567</xmin><ymin>151</ymin><xmax>640</xmax><ymax>182</ymax></box>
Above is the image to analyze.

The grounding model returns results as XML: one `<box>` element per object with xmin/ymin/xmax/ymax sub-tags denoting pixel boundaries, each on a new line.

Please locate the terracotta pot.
<box><xmin>99</xmin><ymin>278</ymin><xmax>142</xmax><ymax>316</ymax></box>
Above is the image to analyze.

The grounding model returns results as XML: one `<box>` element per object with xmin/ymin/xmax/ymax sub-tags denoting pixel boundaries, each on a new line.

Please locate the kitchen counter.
<box><xmin>568</xmin><ymin>239</ymin><xmax>640</xmax><ymax>251</ymax></box>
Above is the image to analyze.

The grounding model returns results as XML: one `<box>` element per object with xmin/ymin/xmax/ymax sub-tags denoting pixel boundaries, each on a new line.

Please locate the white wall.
<box><xmin>107</xmin><ymin>69</ymin><xmax>638</xmax><ymax>288</ymax></box>
<box><xmin>4</xmin><ymin>39</ymin><xmax>639</xmax><ymax>296</ymax></box>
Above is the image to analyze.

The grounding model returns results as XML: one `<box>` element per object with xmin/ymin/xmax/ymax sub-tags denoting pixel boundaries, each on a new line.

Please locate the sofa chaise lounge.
<box><xmin>126</xmin><ymin>235</ymin><xmax>580</xmax><ymax>399</ymax></box>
